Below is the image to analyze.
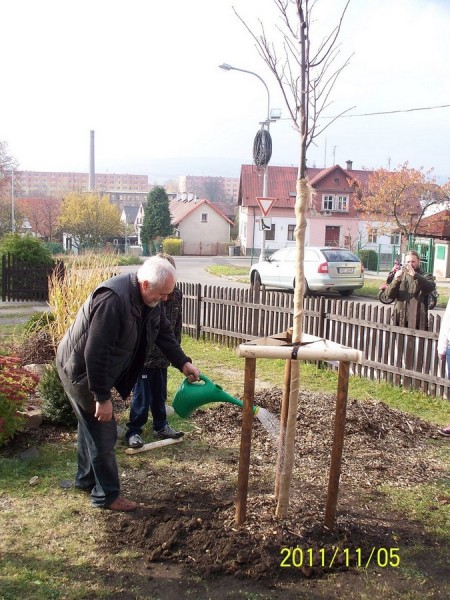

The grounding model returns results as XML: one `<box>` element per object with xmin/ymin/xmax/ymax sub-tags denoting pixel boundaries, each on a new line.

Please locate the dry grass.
<box><xmin>47</xmin><ymin>253</ymin><xmax>119</xmax><ymax>350</ymax></box>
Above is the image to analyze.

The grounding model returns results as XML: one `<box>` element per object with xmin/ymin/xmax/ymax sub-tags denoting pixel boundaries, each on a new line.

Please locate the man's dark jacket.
<box><xmin>386</xmin><ymin>267</ymin><xmax>435</xmax><ymax>329</ymax></box>
<box><xmin>56</xmin><ymin>273</ymin><xmax>190</xmax><ymax>409</ymax></box>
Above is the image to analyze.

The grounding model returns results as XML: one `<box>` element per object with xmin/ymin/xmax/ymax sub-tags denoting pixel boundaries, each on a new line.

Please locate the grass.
<box><xmin>1</xmin><ymin>314</ymin><xmax>449</xmax><ymax>598</ymax></box>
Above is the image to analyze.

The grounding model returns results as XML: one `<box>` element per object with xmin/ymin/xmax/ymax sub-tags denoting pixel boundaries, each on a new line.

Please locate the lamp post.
<box><xmin>219</xmin><ymin>63</ymin><xmax>274</xmax><ymax>261</ymax></box>
<box><xmin>11</xmin><ymin>167</ymin><xmax>15</xmax><ymax>233</ymax></box>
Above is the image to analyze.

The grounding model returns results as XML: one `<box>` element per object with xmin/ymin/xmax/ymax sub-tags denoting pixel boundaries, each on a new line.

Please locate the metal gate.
<box><xmin>407</xmin><ymin>236</ymin><xmax>434</xmax><ymax>273</ymax></box>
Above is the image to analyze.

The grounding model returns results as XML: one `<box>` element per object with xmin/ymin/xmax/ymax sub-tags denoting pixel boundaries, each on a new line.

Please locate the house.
<box><xmin>238</xmin><ymin>162</ymin><xmax>403</xmax><ymax>262</ymax></box>
<box><xmin>169</xmin><ymin>197</ymin><xmax>234</xmax><ymax>255</ymax></box>
<box><xmin>120</xmin><ymin>204</ymin><xmax>145</xmax><ymax>246</ymax></box>
<box><xmin>415</xmin><ymin>209</ymin><xmax>450</xmax><ymax>277</ymax></box>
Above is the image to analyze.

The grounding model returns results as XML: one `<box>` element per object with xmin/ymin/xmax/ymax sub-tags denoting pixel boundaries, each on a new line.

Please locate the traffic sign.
<box><xmin>256</xmin><ymin>197</ymin><xmax>276</xmax><ymax>217</ymax></box>
<box><xmin>259</xmin><ymin>218</ymin><xmax>272</xmax><ymax>231</ymax></box>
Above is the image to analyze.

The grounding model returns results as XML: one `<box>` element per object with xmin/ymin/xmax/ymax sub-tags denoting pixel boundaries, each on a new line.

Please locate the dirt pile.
<box><xmin>103</xmin><ymin>389</ymin><xmax>447</xmax><ymax>585</ymax></box>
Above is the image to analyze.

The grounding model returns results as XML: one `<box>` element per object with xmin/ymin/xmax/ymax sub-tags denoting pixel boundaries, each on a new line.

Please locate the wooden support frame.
<box><xmin>235</xmin><ymin>332</ymin><xmax>363</xmax><ymax>529</ymax></box>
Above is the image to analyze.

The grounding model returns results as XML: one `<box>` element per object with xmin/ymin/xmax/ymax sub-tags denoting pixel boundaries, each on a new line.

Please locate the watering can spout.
<box><xmin>172</xmin><ymin>374</ymin><xmax>258</xmax><ymax>418</ymax></box>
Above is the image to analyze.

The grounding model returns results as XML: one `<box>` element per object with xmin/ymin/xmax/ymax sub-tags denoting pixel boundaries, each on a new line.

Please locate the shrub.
<box><xmin>163</xmin><ymin>238</ymin><xmax>182</xmax><ymax>256</ymax></box>
<box><xmin>11</xmin><ymin>329</ymin><xmax>55</xmax><ymax>365</ymax></box>
<box><xmin>0</xmin><ymin>356</ymin><xmax>40</xmax><ymax>447</ymax></box>
<box><xmin>44</xmin><ymin>241</ymin><xmax>65</xmax><ymax>255</ymax></box>
<box><xmin>358</xmin><ymin>249</ymin><xmax>378</xmax><ymax>271</ymax></box>
<box><xmin>39</xmin><ymin>363</ymin><xmax>77</xmax><ymax>428</ymax></box>
<box><xmin>117</xmin><ymin>255</ymin><xmax>143</xmax><ymax>266</ymax></box>
<box><xmin>0</xmin><ymin>233</ymin><xmax>53</xmax><ymax>267</ymax></box>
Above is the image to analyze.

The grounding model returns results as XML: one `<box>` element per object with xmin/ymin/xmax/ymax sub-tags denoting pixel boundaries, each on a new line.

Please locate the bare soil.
<box><xmin>92</xmin><ymin>389</ymin><xmax>449</xmax><ymax>599</ymax></box>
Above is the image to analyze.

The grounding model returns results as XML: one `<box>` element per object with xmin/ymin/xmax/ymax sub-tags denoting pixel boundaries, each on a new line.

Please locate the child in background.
<box><xmin>126</xmin><ymin>253</ymin><xmax>185</xmax><ymax>448</ymax></box>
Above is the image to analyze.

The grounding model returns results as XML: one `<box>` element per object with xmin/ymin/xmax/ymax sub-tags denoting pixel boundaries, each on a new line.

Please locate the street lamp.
<box><xmin>11</xmin><ymin>167</ymin><xmax>15</xmax><ymax>233</ymax></box>
<box><xmin>219</xmin><ymin>63</ymin><xmax>279</xmax><ymax>261</ymax></box>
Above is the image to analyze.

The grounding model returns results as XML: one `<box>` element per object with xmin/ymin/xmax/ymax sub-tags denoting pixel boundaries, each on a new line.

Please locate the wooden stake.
<box><xmin>235</xmin><ymin>357</ymin><xmax>256</xmax><ymax>525</ymax></box>
<box><xmin>324</xmin><ymin>361</ymin><xmax>350</xmax><ymax>529</ymax></box>
<box><xmin>275</xmin><ymin>358</ymin><xmax>291</xmax><ymax>498</ymax></box>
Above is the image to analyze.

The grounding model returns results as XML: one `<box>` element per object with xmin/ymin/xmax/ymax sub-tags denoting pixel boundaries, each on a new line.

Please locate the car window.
<box><xmin>322</xmin><ymin>249</ymin><xmax>360</xmax><ymax>262</ymax></box>
<box><xmin>270</xmin><ymin>248</ymin><xmax>294</xmax><ymax>262</ymax></box>
<box><xmin>305</xmin><ymin>249</ymin><xmax>319</xmax><ymax>261</ymax></box>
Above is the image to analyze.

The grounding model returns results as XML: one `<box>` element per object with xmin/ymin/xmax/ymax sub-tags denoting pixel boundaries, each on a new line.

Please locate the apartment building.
<box><xmin>16</xmin><ymin>171</ymin><xmax>150</xmax><ymax>197</ymax></box>
<box><xmin>178</xmin><ymin>175</ymin><xmax>239</xmax><ymax>203</ymax></box>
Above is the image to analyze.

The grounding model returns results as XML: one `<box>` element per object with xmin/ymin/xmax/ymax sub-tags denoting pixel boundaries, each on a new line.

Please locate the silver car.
<box><xmin>249</xmin><ymin>246</ymin><xmax>364</xmax><ymax>296</ymax></box>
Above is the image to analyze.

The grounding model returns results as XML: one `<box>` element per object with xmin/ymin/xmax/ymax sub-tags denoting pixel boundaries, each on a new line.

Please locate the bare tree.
<box><xmin>235</xmin><ymin>0</ymin><xmax>352</xmax><ymax>517</ymax></box>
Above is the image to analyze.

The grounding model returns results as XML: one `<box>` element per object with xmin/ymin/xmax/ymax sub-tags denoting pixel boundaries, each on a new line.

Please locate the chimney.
<box><xmin>89</xmin><ymin>130</ymin><xmax>95</xmax><ymax>192</ymax></box>
<box><xmin>346</xmin><ymin>159</ymin><xmax>353</xmax><ymax>171</ymax></box>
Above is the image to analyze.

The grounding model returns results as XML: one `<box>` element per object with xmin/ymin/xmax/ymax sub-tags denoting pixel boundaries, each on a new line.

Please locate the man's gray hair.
<box><xmin>137</xmin><ymin>256</ymin><xmax>176</xmax><ymax>286</ymax></box>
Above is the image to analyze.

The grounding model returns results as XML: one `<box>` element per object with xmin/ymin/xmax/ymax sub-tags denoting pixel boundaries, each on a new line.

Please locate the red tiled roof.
<box><xmin>169</xmin><ymin>198</ymin><xmax>234</xmax><ymax>225</ymax></box>
<box><xmin>238</xmin><ymin>164</ymin><xmax>372</xmax><ymax>207</ymax></box>
<box><xmin>416</xmin><ymin>209</ymin><xmax>450</xmax><ymax>238</ymax></box>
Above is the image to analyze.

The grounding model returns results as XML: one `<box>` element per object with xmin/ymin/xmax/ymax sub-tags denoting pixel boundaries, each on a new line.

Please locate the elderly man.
<box><xmin>56</xmin><ymin>256</ymin><xmax>200</xmax><ymax>512</ymax></box>
<box><xmin>386</xmin><ymin>250</ymin><xmax>435</xmax><ymax>330</ymax></box>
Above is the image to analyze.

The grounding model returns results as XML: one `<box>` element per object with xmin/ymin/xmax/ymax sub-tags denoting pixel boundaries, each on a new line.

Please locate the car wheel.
<box><xmin>303</xmin><ymin>279</ymin><xmax>312</xmax><ymax>296</ymax></box>
<box><xmin>339</xmin><ymin>289</ymin><xmax>353</xmax><ymax>297</ymax></box>
<box><xmin>252</xmin><ymin>271</ymin><xmax>262</xmax><ymax>288</ymax></box>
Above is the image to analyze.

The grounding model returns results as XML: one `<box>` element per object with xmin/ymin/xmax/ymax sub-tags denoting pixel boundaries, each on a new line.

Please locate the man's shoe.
<box><xmin>437</xmin><ymin>426</ymin><xmax>450</xmax><ymax>437</ymax></box>
<box><xmin>105</xmin><ymin>496</ymin><xmax>138</xmax><ymax>512</ymax></box>
<box><xmin>154</xmin><ymin>424</ymin><xmax>185</xmax><ymax>440</ymax></box>
<box><xmin>128</xmin><ymin>434</ymin><xmax>144</xmax><ymax>448</ymax></box>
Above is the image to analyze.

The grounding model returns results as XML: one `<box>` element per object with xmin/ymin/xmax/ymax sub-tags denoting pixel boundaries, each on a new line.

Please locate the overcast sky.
<box><xmin>2</xmin><ymin>0</ymin><xmax>449</xmax><ymax>183</ymax></box>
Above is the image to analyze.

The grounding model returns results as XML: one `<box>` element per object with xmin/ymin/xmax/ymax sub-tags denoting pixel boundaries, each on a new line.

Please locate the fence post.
<box><xmin>1</xmin><ymin>254</ymin><xmax>6</xmax><ymax>302</ymax></box>
<box><xmin>195</xmin><ymin>284</ymin><xmax>202</xmax><ymax>340</ymax></box>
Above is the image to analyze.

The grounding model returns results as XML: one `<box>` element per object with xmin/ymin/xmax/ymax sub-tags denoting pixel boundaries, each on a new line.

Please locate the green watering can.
<box><xmin>172</xmin><ymin>374</ymin><xmax>259</xmax><ymax>418</ymax></box>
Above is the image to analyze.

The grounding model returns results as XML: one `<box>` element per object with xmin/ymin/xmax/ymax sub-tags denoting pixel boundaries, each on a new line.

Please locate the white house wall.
<box><xmin>178</xmin><ymin>206</ymin><xmax>230</xmax><ymax>244</ymax></box>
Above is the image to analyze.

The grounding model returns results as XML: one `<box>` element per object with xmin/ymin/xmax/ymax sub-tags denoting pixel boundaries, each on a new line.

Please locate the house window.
<box><xmin>337</xmin><ymin>195</ymin><xmax>349</xmax><ymax>211</ymax></box>
<box><xmin>287</xmin><ymin>224</ymin><xmax>295</xmax><ymax>241</ymax></box>
<box><xmin>368</xmin><ymin>228</ymin><xmax>378</xmax><ymax>243</ymax></box>
<box><xmin>201</xmin><ymin>213</ymin><xmax>208</xmax><ymax>223</ymax></box>
<box><xmin>265</xmin><ymin>224</ymin><xmax>275</xmax><ymax>241</ymax></box>
<box><xmin>323</xmin><ymin>195</ymin><xmax>334</xmax><ymax>210</ymax></box>
<box><xmin>390</xmin><ymin>233</ymin><xmax>400</xmax><ymax>245</ymax></box>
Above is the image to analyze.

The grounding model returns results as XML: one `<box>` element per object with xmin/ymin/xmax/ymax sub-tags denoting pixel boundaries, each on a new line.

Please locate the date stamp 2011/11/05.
<box><xmin>280</xmin><ymin>547</ymin><xmax>400</xmax><ymax>569</ymax></box>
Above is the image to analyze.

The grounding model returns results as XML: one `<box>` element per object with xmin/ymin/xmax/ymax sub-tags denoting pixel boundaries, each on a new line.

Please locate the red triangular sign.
<box><xmin>256</xmin><ymin>197</ymin><xmax>276</xmax><ymax>217</ymax></box>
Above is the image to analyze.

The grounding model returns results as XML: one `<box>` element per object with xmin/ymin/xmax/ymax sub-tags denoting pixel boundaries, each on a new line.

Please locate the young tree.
<box><xmin>0</xmin><ymin>141</ymin><xmax>20</xmax><ymax>235</ymax></box>
<box><xmin>140</xmin><ymin>186</ymin><xmax>173</xmax><ymax>253</ymax></box>
<box><xmin>0</xmin><ymin>141</ymin><xmax>18</xmax><ymax>201</ymax></box>
<box><xmin>353</xmin><ymin>162</ymin><xmax>450</xmax><ymax>242</ymax></box>
<box><xmin>58</xmin><ymin>192</ymin><xmax>121</xmax><ymax>250</ymax></box>
<box><xmin>236</xmin><ymin>0</ymin><xmax>351</xmax><ymax>517</ymax></box>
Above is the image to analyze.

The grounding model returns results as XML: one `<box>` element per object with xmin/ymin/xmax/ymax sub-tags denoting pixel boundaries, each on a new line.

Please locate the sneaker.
<box><xmin>128</xmin><ymin>433</ymin><xmax>144</xmax><ymax>448</ymax></box>
<box><xmin>154</xmin><ymin>424</ymin><xmax>185</xmax><ymax>440</ymax></box>
<box><xmin>437</xmin><ymin>426</ymin><xmax>450</xmax><ymax>437</ymax></box>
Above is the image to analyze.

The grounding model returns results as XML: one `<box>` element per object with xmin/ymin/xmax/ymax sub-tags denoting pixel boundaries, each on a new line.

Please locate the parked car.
<box><xmin>249</xmin><ymin>246</ymin><xmax>364</xmax><ymax>296</ymax></box>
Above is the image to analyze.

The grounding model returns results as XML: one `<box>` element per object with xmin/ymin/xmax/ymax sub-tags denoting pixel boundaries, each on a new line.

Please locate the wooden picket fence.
<box><xmin>1</xmin><ymin>254</ymin><xmax>64</xmax><ymax>302</ymax></box>
<box><xmin>178</xmin><ymin>282</ymin><xmax>450</xmax><ymax>399</ymax></box>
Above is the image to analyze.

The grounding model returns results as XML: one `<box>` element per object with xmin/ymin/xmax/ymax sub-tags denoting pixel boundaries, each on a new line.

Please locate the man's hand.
<box><xmin>95</xmin><ymin>399</ymin><xmax>113</xmax><ymax>422</ymax></box>
<box><xmin>394</xmin><ymin>268</ymin><xmax>404</xmax><ymax>281</ymax></box>
<box><xmin>182</xmin><ymin>362</ymin><xmax>200</xmax><ymax>383</ymax></box>
<box><xmin>404</xmin><ymin>264</ymin><xmax>415</xmax><ymax>277</ymax></box>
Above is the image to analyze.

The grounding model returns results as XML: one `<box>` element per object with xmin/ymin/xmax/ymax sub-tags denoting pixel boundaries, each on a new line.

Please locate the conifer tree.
<box><xmin>140</xmin><ymin>186</ymin><xmax>173</xmax><ymax>253</ymax></box>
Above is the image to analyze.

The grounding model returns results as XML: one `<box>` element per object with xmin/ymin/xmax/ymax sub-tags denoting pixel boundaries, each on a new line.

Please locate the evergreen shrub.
<box><xmin>39</xmin><ymin>363</ymin><xmax>77</xmax><ymax>428</ymax></box>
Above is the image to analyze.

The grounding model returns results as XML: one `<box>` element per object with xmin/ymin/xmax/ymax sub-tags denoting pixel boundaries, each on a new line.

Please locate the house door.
<box><xmin>325</xmin><ymin>226</ymin><xmax>340</xmax><ymax>246</ymax></box>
